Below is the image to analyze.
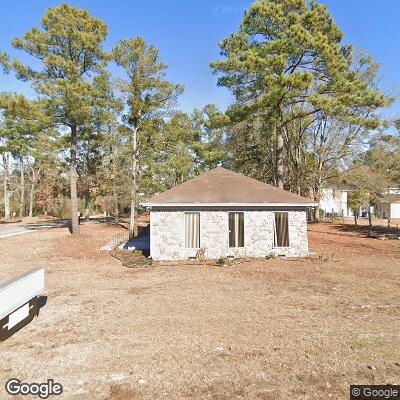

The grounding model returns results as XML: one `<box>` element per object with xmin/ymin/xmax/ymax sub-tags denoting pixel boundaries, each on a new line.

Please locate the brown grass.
<box><xmin>0</xmin><ymin>222</ymin><xmax>399</xmax><ymax>399</ymax></box>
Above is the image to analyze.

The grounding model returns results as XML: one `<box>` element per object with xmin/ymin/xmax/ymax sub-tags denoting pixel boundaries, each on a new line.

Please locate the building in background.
<box><xmin>320</xmin><ymin>186</ymin><xmax>400</xmax><ymax>220</ymax></box>
<box><xmin>375</xmin><ymin>194</ymin><xmax>400</xmax><ymax>219</ymax></box>
<box><xmin>319</xmin><ymin>188</ymin><xmax>352</xmax><ymax>218</ymax></box>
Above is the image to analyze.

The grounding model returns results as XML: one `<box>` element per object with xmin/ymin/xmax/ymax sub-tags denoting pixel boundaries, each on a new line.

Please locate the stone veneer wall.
<box><xmin>150</xmin><ymin>210</ymin><xmax>308</xmax><ymax>261</ymax></box>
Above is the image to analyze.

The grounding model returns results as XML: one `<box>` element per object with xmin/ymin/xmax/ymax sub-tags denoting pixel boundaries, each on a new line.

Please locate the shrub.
<box><xmin>217</xmin><ymin>257</ymin><xmax>228</xmax><ymax>267</ymax></box>
<box><xmin>266</xmin><ymin>252</ymin><xmax>278</xmax><ymax>260</ymax></box>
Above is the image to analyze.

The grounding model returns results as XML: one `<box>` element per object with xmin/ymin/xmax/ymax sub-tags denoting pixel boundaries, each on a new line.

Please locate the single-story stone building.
<box><xmin>141</xmin><ymin>167</ymin><xmax>316</xmax><ymax>261</ymax></box>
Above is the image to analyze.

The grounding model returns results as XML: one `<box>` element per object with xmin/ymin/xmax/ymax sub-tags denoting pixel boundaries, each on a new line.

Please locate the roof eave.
<box><xmin>141</xmin><ymin>202</ymin><xmax>318</xmax><ymax>208</ymax></box>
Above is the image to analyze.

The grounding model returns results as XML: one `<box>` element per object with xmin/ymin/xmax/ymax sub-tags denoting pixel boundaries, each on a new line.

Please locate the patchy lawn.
<box><xmin>0</xmin><ymin>222</ymin><xmax>399</xmax><ymax>399</ymax></box>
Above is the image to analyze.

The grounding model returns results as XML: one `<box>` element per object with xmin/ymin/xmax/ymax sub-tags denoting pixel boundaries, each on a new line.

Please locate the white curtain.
<box><xmin>229</xmin><ymin>212</ymin><xmax>244</xmax><ymax>247</ymax></box>
<box><xmin>185</xmin><ymin>213</ymin><xmax>200</xmax><ymax>248</ymax></box>
<box><xmin>274</xmin><ymin>212</ymin><xmax>289</xmax><ymax>247</ymax></box>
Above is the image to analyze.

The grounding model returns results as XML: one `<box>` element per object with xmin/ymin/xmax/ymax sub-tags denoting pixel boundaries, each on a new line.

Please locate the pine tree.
<box><xmin>4</xmin><ymin>3</ymin><xmax>108</xmax><ymax>233</ymax></box>
<box><xmin>0</xmin><ymin>94</ymin><xmax>50</xmax><ymax>217</ymax></box>
<box><xmin>112</xmin><ymin>37</ymin><xmax>183</xmax><ymax>234</ymax></box>
<box><xmin>87</xmin><ymin>70</ymin><xmax>123</xmax><ymax>220</ymax></box>
<box><xmin>211</xmin><ymin>0</ymin><xmax>388</xmax><ymax>188</ymax></box>
<box><xmin>160</xmin><ymin>112</ymin><xmax>195</xmax><ymax>187</ymax></box>
<box><xmin>191</xmin><ymin>105</ymin><xmax>227</xmax><ymax>172</ymax></box>
<box><xmin>0</xmin><ymin>121</ymin><xmax>13</xmax><ymax>220</ymax></box>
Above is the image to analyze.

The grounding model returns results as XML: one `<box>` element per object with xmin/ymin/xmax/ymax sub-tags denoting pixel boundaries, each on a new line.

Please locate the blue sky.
<box><xmin>1</xmin><ymin>0</ymin><xmax>399</xmax><ymax>118</ymax></box>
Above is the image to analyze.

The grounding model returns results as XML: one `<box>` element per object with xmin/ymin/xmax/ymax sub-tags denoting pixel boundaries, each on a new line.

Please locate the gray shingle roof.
<box><xmin>142</xmin><ymin>167</ymin><xmax>316</xmax><ymax>206</ymax></box>
<box><xmin>377</xmin><ymin>194</ymin><xmax>400</xmax><ymax>203</ymax></box>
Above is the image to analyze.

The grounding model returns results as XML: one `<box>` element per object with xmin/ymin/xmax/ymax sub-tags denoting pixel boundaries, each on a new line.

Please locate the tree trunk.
<box><xmin>296</xmin><ymin>177</ymin><xmax>301</xmax><ymax>196</ymax></box>
<box><xmin>19</xmin><ymin>155</ymin><xmax>25</xmax><ymax>218</ymax></box>
<box><xmin>3</xmin><ymin>176</ymin><xmax>8</xmax><ymax>221</ymax></box>
<box><xmin>3</xmin><ymin>174</ymin><xmax>10</xmax><ymax>221</ymax></box>
<box><xmin>84</xmin><ymin>145</ymin><xmax>91</xmax><ymax>221</ymax></box>
<box><xmin>84</xmin><ymin>190</ymin><xmax>90</xmax><ymax>221</ymax></box>
<box><xmin>312</xmin><ymin>177</ymin><xmax>323</xmax><ymax>223</ymax></box>
<box><xmin>295</xmin><ymin>145</ymin><xmax>301</xmax><ymax>195</ymax></box>
<box><xmin>311</xmin><ymin>118</ymin><xmax>326</xmax><ymax>223</ymax></box>
<box><xmin>276</xmin><ymin>127</ymin><xmax>284</xmax><ymax>189</ymax></box>
<box><xmin>2</xmin><ymin>153</ymin><xmax>11</xmax><ymax>221</ymax></box>
<box><xmin>28</xmin><ymin>168</ymin><xmax>36</xmax><ymax>218</ymax></box>
<box><xmin>368</xmin><ymin>205</ymin><xmax>372</xmax><ymax>228</ymax></box>
<box><xmin>70</xmin><ymin>124</ymin><xmax>80</xmax><ymax>235</ymax></box>
<box><xmin>129</xmin><ymin>128</ymin><xmax>139</xmax><ymax>236</ymax></box>
<box><xmin>314</xmin><ymin>205</ymin><xmax>320</xmax><ymax>223</ymax></box>
<box><xmin>354</xmin><ymin>211</ymin><xmax>358</xmax><ymax>228</ymax></box>
<box><xmin>111</xmin><ymin>154</ymin><xmax>119</xmax><ymax>224</ymax></box>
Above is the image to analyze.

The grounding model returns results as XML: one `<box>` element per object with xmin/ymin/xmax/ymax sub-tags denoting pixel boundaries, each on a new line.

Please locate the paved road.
<box><xmin>0</xmin><ymin>220</ymin><xmax>69</xmax><ymax>239</ymax></box>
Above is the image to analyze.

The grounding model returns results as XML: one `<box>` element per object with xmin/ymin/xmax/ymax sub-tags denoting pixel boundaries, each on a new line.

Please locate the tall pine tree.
<box><xmin>112</xmin><ymin>37</ymin><xmax>183</xmax><ymax>234</ymax></box>
<box><xmin>4</xmin><ymin>3</ymin><xmax>108</xmax><ymax>233</ymax></box>
<box><xmin>211</xmin><ymin>0</ymin><xmax>388</xmax><ymax>188</ymax></box>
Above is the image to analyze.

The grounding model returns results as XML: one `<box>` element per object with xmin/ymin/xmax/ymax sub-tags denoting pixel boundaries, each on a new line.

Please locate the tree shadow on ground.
<box><xmin>338</xmin><ymin>223</ymin><xmax>400</xmax><ymax>236</ymax></box>
<box><xmin>0</xmin><ymin>220</ymin><xmax>22</xmax><ymax>225</ymax></box>
<box><xmin>309</xmin><ymin>221</ymin><xmax>400</xmax><ymax>239</ymax></box>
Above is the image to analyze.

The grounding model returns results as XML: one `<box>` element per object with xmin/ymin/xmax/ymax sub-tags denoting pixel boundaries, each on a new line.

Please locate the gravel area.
<box><xmin>0</xmin><ymin>222</ymin><xmax>399</xmax><ymax>399</ymax></box>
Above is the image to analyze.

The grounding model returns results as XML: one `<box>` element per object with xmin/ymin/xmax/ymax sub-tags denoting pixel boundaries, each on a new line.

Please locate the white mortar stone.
<box><xmin>150</xmin><ymin>210</ymin><xmax>309</xmax><ymax>261</ymax></box>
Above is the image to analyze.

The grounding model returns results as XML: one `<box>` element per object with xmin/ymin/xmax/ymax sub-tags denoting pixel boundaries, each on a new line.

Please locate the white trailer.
<box><xmin>0</xmin><ymin>268</ymin><xmax>45</xmax><ymax>331</ymax></box>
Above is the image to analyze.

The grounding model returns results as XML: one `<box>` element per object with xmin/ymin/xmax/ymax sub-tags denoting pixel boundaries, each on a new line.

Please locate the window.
<box><xmin>274</xmin><ymin>212</ymin><xmax>289</xmax><ymax>247</ymax></box>
<box><xmin>229</xmin><ymin>212</ymin><xmax>244</xmax><ymax>248</ymax></box>
<box><xmin>185</xmin><ymin>213</ymin><xmax>200</xmax><ymax>248</ymax></box>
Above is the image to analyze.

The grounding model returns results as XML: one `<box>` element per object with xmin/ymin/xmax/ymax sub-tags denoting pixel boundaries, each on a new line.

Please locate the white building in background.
<box><xmin>320</xmin><ymin>188</ymin><xmax>352</xmax><ymax>217</ymax></box>
<box><xmin>375</xmin><ymin>194</ymin><xmax>400</xmax><ymax>219</ymax></box>
<box><xmin>320</xmin><ymin>186</ymin><xmax>400</xmax><ymax>220</ymax></box>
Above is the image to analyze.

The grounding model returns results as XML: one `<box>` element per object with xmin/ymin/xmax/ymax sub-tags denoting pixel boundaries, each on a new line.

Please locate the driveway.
<box><xmin>0</xmin><ymin>220</ymin><xmax>68</xmax><ymax>239</ymax></box>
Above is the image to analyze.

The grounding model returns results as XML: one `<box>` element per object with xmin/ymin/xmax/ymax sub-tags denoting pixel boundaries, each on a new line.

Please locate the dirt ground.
<box><xmin>0</xmin><ymin>221</ymin><xmax>399</xmax><ymax>399</ymax></box>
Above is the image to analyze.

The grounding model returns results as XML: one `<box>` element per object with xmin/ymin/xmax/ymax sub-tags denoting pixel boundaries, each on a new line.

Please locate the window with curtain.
<box><xmin>229</xmin><ymin>212</ymin><xmax>244</xmax><ymax>248</ymax></box>
<box><xmin>274</xmin><ymin>212</ymin><xmax>289</xmax><ymax>247</ymax></box>
<box><xmin>185</xmin><ymin>213</ymin><xmax>200</xmax><ymax>248</ymax></box>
